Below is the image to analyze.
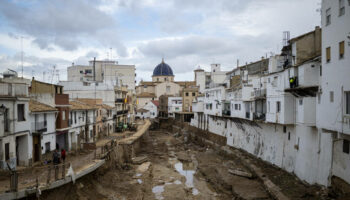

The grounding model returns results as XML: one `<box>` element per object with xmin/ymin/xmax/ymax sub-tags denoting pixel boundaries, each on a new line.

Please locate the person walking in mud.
<box><xmin>61</xmin><ymin>148</ymin><xmax>66</xmax><ymax>163</ymax></box>
<box><xmin>53</xmin><ymin>149</ymin><xmax>60</xmax><ymax>165</ymax></box>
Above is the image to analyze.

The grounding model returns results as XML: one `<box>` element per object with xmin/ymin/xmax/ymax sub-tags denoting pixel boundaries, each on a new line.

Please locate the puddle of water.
<box><xmin>192</xmin><ymin>188</ymin><xmax>199</xmax><ymax>195</ymax></box>
<box><xmin>135</xmin><ymin>173</ymin><xmax>142</xmax><ymax>177</ymax></box>
<box><xmin>137</xmin><ymin>179</ymin><xmax>143</xmax><ymax>184</ymax></box>
<box><xmin>174</xmin><ymin>162</ymin><xmax>199</xmax><ymax>195</ymax></box>
<box><xmin>152</xmin><ymin>185</ymin><xmax>165</xmax><ymax>200</ymax></box>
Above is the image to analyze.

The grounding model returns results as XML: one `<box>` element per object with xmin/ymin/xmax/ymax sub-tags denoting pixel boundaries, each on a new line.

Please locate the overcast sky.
<box><xmin>0</xmin><ymin>0</ymin><xmax>320</xmax><ymax>83</ymax></box>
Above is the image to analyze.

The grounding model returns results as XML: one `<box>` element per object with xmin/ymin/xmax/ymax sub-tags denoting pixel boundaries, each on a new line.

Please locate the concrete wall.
<box><xmin>189</xmin><ymin>117</ymin><xmax>333</xmax><ymax>186</ymax></box>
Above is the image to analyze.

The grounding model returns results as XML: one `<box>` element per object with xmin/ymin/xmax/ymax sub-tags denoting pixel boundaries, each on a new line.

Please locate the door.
<box><xmin>33</xmin><ymin>135</ymin><xmax>41</xmax><ymax>162</ymax></box>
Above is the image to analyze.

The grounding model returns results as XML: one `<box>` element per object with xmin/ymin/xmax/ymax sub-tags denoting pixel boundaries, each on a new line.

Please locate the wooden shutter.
<box><xmin>326</xmin><ymin>47</ymin><xmax>331</xmax><ymax>62</ymax></box>
<box><xmin>339</xmin><ymin>41</ymin><xmax>345</xmax><ymax>58</ymax></box>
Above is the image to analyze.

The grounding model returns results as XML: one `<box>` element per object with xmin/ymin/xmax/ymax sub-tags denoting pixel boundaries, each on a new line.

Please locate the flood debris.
<box><xmin>132</xmin><ymin>155</ymin><xmax>148</xmax><ymax>164</ymax></box>
<box><xmin>228</xmin><ymin>168</ymin><xmax>254</xmax><ymax>179</ymax></box>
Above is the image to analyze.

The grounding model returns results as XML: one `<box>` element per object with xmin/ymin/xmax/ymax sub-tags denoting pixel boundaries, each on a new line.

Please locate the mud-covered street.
<box><xmin>34</xmin><ymin>129</ymin><xmax>340</xmax><ymax>200</ymax></box>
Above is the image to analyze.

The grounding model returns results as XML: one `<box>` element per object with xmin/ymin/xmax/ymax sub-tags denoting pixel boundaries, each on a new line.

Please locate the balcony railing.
<box><xmin>252</xmin><ymin>89</ymin><xmax>266</xmax><ymax>98</ymax></box>
<box><xmin>32</xmin><ymin>121</ymin><xmax>47</xmax><ymax>132</ymax></box>
<box><xmin>115</xmin><ymin>98</ymin><xmax>124</xmax><ymax>103</ymax></box>
<box><xmin>289</xmin><ymin>77</ymin><xmax>299</xmax><ymax>89</ymax></box>
<box><xmin>253</xmin><ymin>112</ymin><xmax>266</xmax><ymax>121</ymax></box>
<box><xmin>222</xmin><ymin>110</ymin><xmax>231</xmax><ymax>116</ymax></box>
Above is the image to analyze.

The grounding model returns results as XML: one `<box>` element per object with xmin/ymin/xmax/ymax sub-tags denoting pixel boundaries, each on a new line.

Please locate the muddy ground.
<box><xmin>30</xmin><ymin>130</ymin><xmax>348</xmax><ymax>200</ymax></box>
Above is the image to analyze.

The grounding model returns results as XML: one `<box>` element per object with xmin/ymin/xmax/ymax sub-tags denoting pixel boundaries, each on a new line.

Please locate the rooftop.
<box><xmin>29</xmin><ymin>100</ymin><xmax>58</xmax><ymax>112</ymax></box>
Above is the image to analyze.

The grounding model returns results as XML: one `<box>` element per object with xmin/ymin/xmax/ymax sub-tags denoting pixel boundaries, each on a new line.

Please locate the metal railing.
<box><xmin>253</xmin><ymin>112</ymin><xmax>266</xmax><ymax>121</ymax></box>
<box><xmin>222</xmin><ymin>110</ymin><xmax>231</xmax><ymax>116</ymax></box>
<box><xmin>252</xmin><ymin>89</ymin><xmax>266</xmax><ymax>98</ymax></box>
<box><xmin>32</xmin><ymin>121</ymin><xmax>47</xmax><ymax>132</ymax></box>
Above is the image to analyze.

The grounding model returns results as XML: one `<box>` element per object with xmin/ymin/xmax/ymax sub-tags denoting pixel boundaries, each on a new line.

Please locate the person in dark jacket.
<box><xmin>53</xmin><ymin>149</ymin><xmax>60</xmax><ymax>165</ymax></box>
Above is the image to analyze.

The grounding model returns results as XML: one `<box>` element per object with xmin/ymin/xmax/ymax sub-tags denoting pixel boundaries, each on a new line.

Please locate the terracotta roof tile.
<box><xmin>29</xmin><ymin>100</ymin><xmax>57</xmax><ymax>112</ymax></box>
<box><xmin>70</xmin><ymin>100</ymin><xmax>96</xmax><ymax>110</ymax></box>
<box><xmin>151</xmin><ymin>100</ymin><xmax>159</xmax><ymax>107</ymax></box>
<box><xmin>136</xmin><ymin>92</ymin><xmax>156</xmax><ymax>98</ymax></box>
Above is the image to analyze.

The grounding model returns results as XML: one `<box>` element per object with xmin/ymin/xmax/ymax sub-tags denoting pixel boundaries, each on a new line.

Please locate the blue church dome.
<box><xmin>152</xmin><ymin>59</ymin><xmax>174</xmax><ymax>76</ymax></box>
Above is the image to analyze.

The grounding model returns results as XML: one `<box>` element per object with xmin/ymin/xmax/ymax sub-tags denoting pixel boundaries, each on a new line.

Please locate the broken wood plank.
<box><xmin>228</xmin><ymin>169</ymin><xmax>253</xmax><ymax>179</ymax></box>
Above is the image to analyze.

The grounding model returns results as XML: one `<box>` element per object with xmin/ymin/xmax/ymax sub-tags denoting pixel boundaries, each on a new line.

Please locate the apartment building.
<box><xmin>168</xmin><ymin>97</ymin><xmax>182</xmax><ymax>118</ymax></box>
<box><xmin>29</xmin><ymin>100</ymin><xmax>57</xmax><ymax>163</ymax></box>
<box><xmin>67</xmin><ymin>60</ymin><xmax>136</xmax><ymax>91</ymax></box>
<box><xmin>318</xmin><ymin>0</ymin><xmax>350</xmax><ymax>184</ymax></box>
<box><xmin>68</xmin><ymin>100</ymin><xmax>97</xmax><ymax>150</ymax></box>
<box><xmin>0</xmin><ymin>81</ymin><xmax>31</xmax><ymax>169</ymax></box>
<box><xmin>194</xmin><ymin>64</ymin><xmax>229</xmax><ymax>93</ymax></box>
<box><xmin>189</xmin><ymin>24</ymin><xmax>349</xmax><ymax>186</ymax></box>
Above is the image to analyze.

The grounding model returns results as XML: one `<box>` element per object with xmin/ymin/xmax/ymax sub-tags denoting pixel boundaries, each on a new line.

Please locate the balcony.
<box><xmin>222</xmin><ymin>110</ymin><xmax>231</xmax><ymax>116</ymax></box>
<box><xmin>32</xmin><ymin>121</ymin><xmax>47</xmax><ymax>133</ymax></box>
<box><xmin>253</xmin><ymin>112</ymin><xmax>266</xmax><ymax>121</ymax></box>
<box><xmin>285</xmin><ymin>76</ymin><xmax>318</xmax><ymax>97</ymax></box>
<box><xmin>0</xmin><ymin>83</ymin><xmax>28</xmax><ymax>97</ymax></box>
<box><xmin>252</xmin><ymin>89</ymin><xmax>266</xmax><ymax>99</ymax></box>
<box><xmin>117</xmin><ymin>110</ymin><xmax>128</xmax><ymax>115</ymax></box>
<box><xmin>115</xmin><ymin>98</ymin><xmax>124</xmax><ymax>103</ymax></box>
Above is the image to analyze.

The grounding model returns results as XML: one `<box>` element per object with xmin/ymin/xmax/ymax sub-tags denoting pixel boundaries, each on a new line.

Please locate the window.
<box><xmin>346</xmin><ymin>91</ymin><xmax>350</xmax><ymax>115</ymax></box>
<box><xmin>216</xmin><ymin>104</ymin><xmax>218</xmax><ymax>109</ymax></box>
<box><xmin>85</xmin><ymin>69</ymin><xmax>92</xmax><ymax>74</ymax></box>
<box><xmin>17</xmin><ymin>104</ymin><xmax>25</xmax><ymax>121</ymax></box>
<box><xmin>326</xmin><ymin>47</ymin><xmax>331</xmax><ymax>62</ymax></box>
<box><xmin>238</xmin><ymin>104</ymin><xmax>241</xmax><ymax>110</ymax></box>
<box><xmin>276</xmin><ymin>101</ymin><xmax>281</xmax><ymax>113</ymax></box>
<box><xmin>320</xmin><ymin>65</ymin><xmax>322</xmax><ymax>76</ymax></box>
<box><xmin>288</xmin><ymin>132</ymin><xmax>291</xmax><ymax>141</ymax></box>
<box><xmin>45</xmin><ymin>142</ymin><xmax>51</xmax><ymax>153</ymax></box>
<box><xmin>80</xmin><ymin>70</ymin><xmax>83</xmax><ymax>74</ymax></box>
<box><xmin>339</xmin><ymin>0</ymin><xmax>345</xmax><ymax>16</ymax></box>
<box><xmin>235</xmin><ymin>104</ymin><xmax>238</xmax><ymax>110</ymax></box>
<box><xmin>318</xmin><ymin>94</ymin><xmax>321</xmax><ymax>104</ymax></box>
<box><xmin>339</xmin><ymin>41</ymin><xmax>345</xmax><ymax>59</ymax></box>
<box><xmin>62</xmin><ymin>111</ymin><xmax>66</xmax><ymax>120</ymax></box>
<box><xmin>192</xmin><ymin>92</ymin><xmax>196</xmax><ymax>96</ymax></box>
<box><xmin>74</xmin><ymin>112</ymin><xmax>77</xmax><ymax>123</ymax></box>
<box><xmin>283</xmin><ymin>126</ymin><xmax>287</xmax><ymax>133</ymax></box>
<box><xmin>166</xmin><ymin>86</ymin><xmax>170</xmax><ymax>93</ymax></box>
<box><xmin>186</xmin><ymin>93</ymin><xmax>189</xmax><ymax>96</ymax></box>
<box><xmin>330</xmin><ymin>91</ymin><xmax>334</xmax><ymax>102</ymax></box>
<box><xmin>299</xmin><ymin>99</ymin><xmax>303</xmax><ymax>106</ymax></box>
<box><xmin>5</xmin><ymin>143</ymin><xmax>10</xmax><ymax>161</ymax></box>
<box><xmin>343</xmin><ymin>139</ymin><xmax>349</xmax><ymax>154</ymax></box>
<box><xmin>326</xmin><ymin>8</ymin><xmax>331</xmax><ymax>26</ymax></box>
<box><xmin>44</xmin><ymin>113</ymin><xmax>47</xmax><ymax>127</ymax></box>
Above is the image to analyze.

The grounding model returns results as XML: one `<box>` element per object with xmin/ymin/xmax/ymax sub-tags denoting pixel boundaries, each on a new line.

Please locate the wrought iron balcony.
<box><xmin>32</xmin><ymin>121</ymin><xmax>47</xmax><ymax>132</ymax></box>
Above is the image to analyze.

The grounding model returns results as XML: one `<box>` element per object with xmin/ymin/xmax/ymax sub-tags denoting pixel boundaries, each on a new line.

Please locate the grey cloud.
<box><xmin>138</xmin><ymin>36</ymin><xmax>239</xmax><ymax>59</ymax></box>
<box><xmin>0</xmin><ymin>53</ymin><xmax>71</xmax><ymax>82</ymax></box>
<box><xmin>0</xmin><ymin>0</ymin><xmax>126</xmax><ymax>55</ymax></box>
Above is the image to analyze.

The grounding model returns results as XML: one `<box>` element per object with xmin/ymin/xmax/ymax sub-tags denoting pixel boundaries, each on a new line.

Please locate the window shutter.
<box><xmin>326</xmin><ymin>47</ymin><xmax>331</xmax><ymax>62</ymax></box>
<box><xmin>339</xmin><ymin>41</ymin><xmax>345</xmax><ymax>58</ymax></box>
